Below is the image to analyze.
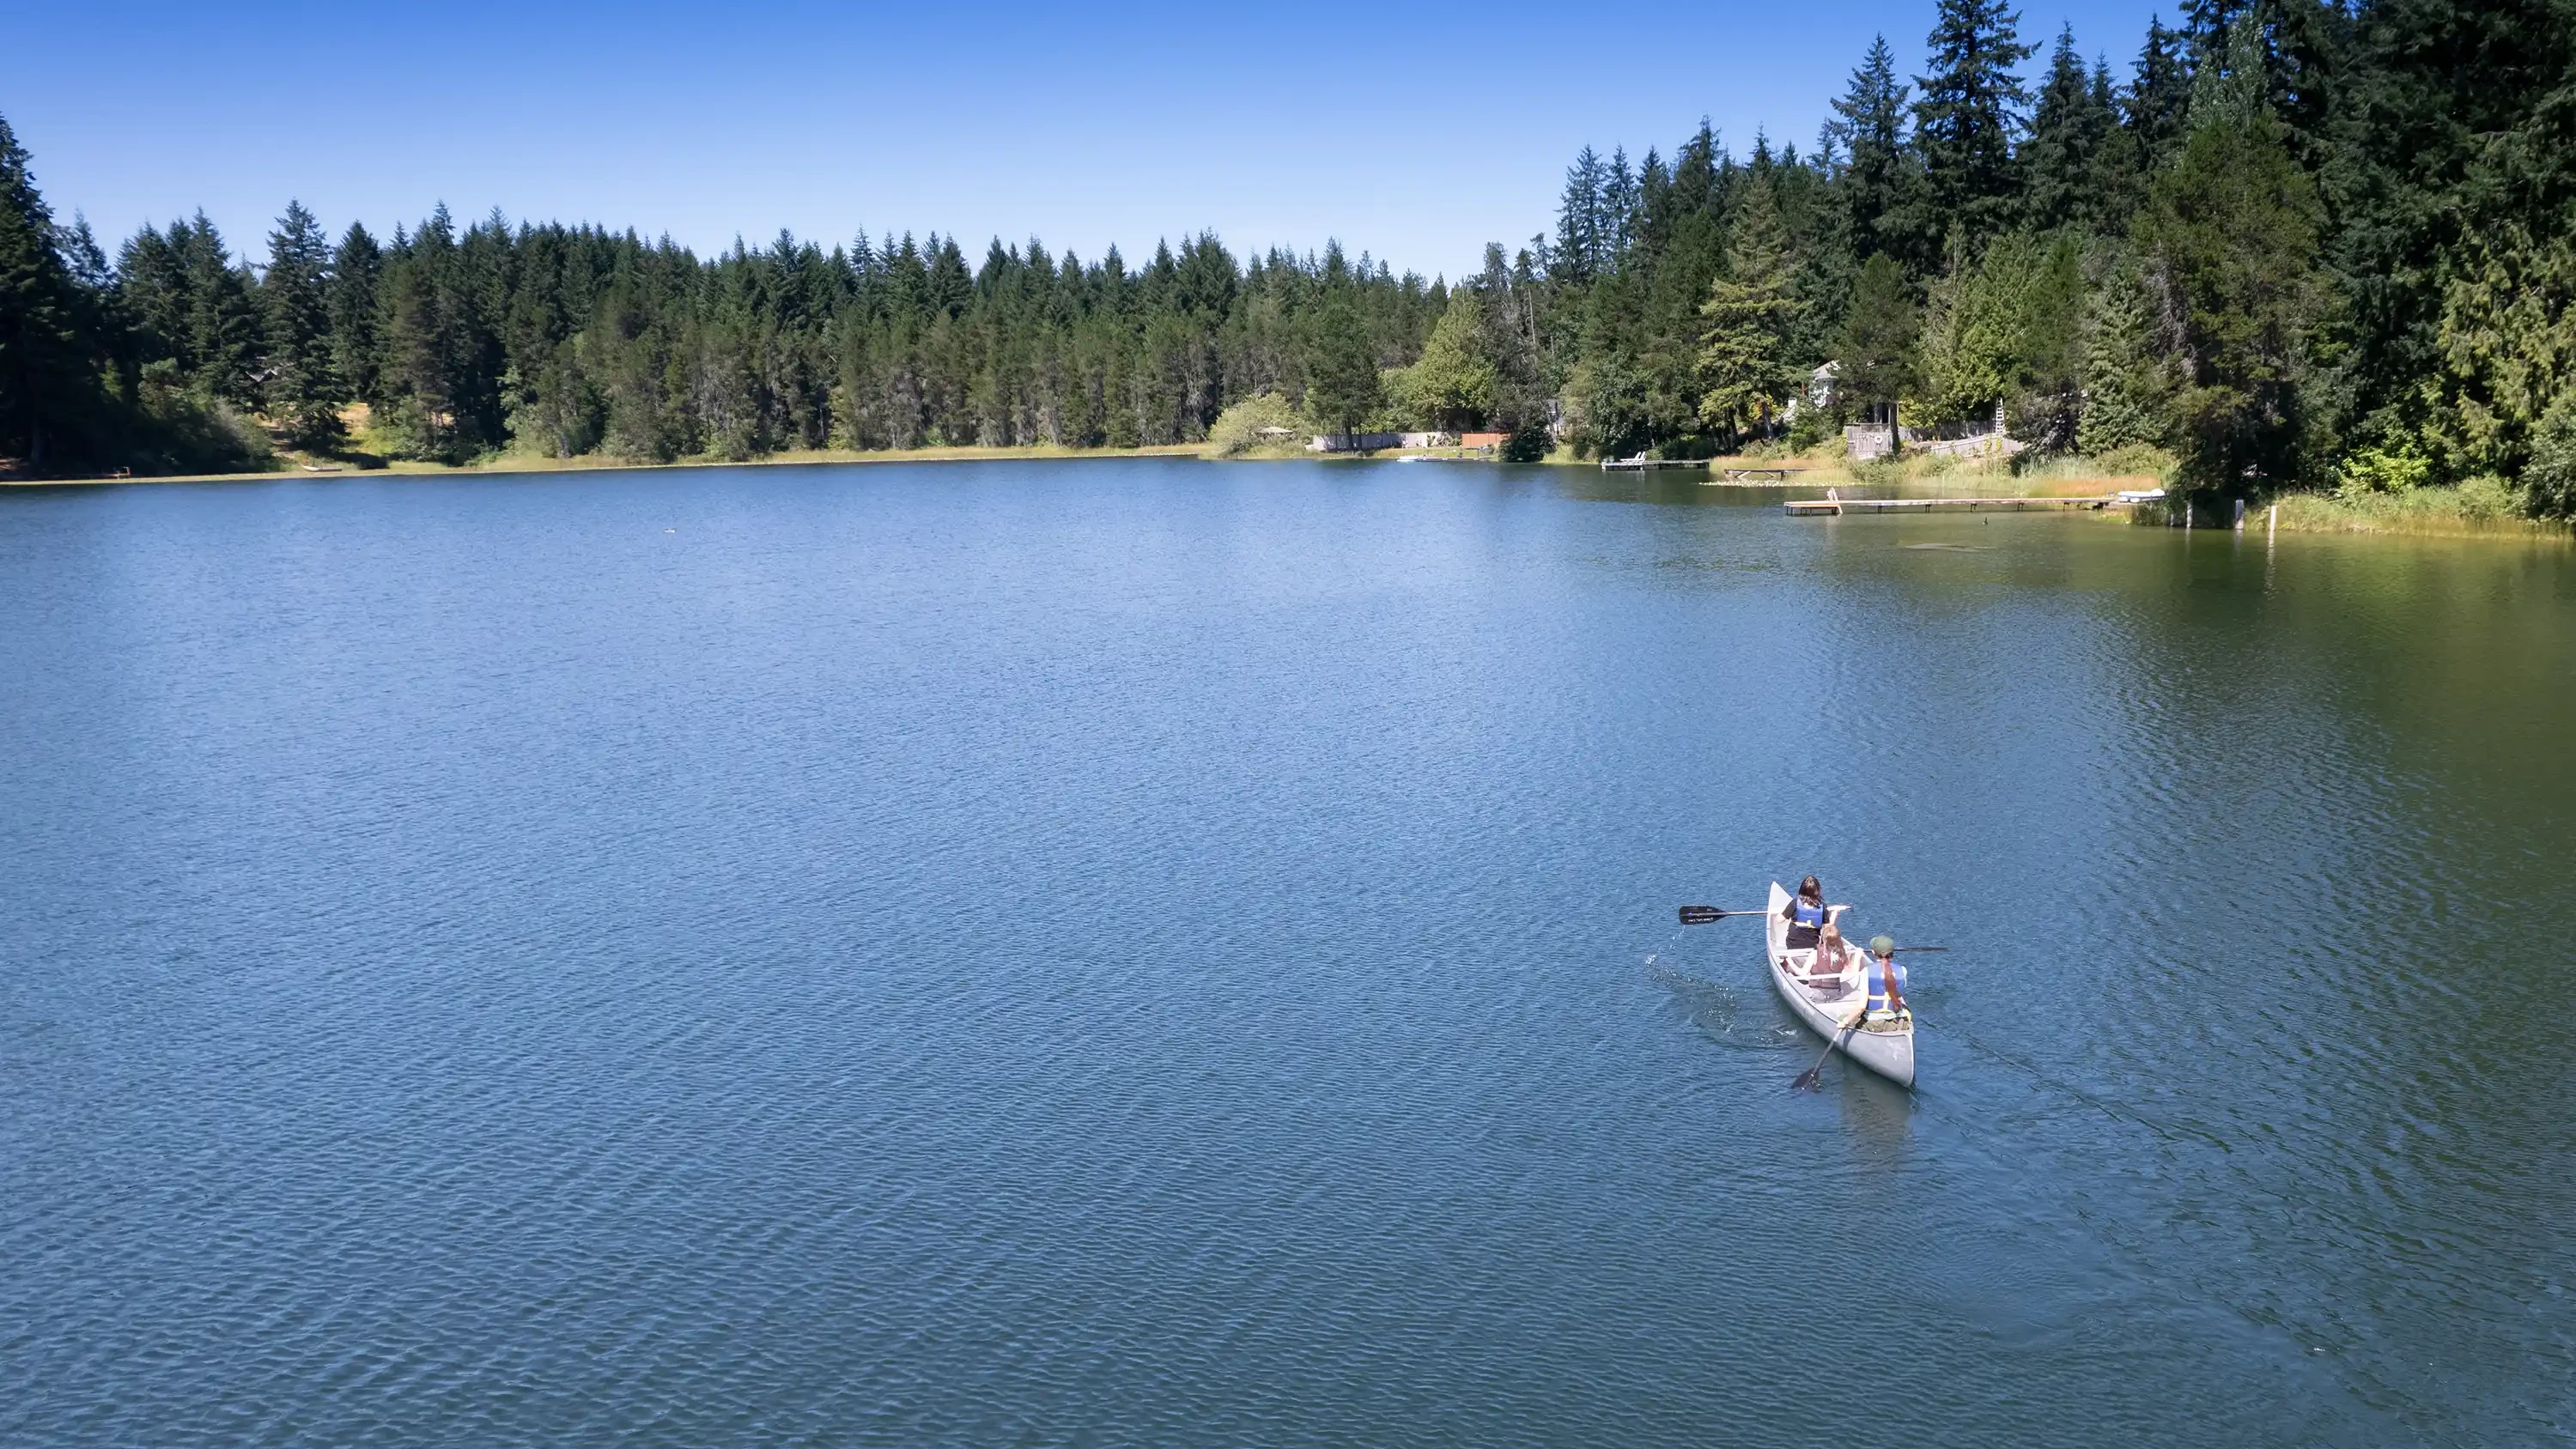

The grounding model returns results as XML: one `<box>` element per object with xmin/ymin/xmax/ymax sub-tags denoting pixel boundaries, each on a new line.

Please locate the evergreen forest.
<box><xmin>4</xmin><ymin>0</ymin><xmax>2576</xmax><ymax>514</ymax></box>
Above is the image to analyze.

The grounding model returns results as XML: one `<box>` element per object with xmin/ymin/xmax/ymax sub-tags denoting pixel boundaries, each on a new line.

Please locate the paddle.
<box><xmin>1792</xmin><ymin>1010</ymin><xmax>1866</xmax><ymax>1091</ymax></box>
<box><xmin>1677</xmin><ymin>906</ymin><xmax>1765</xmax><ymax>925</ymax></box>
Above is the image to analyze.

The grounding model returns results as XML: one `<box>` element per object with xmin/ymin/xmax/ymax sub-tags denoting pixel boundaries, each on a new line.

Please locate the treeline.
<box><xmin>1523</xmin><ymin>0</ymin><xmax>2576</xmax><ymax>512</ymax></box>
<box><xmin>0</xmin><ymin>128</ymin><xmax>1457</xmax><ymax>472</ymax></box>
<box><xmin>4</xmin><ymin>0</ymin><xmax>2575</xmax><ymax>512</ymax></box>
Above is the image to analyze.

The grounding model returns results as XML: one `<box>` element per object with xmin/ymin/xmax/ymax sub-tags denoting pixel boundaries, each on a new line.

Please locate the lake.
<box><xmin>2</xmin><ymin>459</ymin><xmax>2567</xmax><ymax>1445</ymax></box>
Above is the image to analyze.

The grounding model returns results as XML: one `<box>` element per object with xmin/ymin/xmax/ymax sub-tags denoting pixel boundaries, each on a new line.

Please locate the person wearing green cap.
<box><xmin>1864</xmin><ymin>935</ymin><xmax>1910</xmax><ymax>1020</ymax></box>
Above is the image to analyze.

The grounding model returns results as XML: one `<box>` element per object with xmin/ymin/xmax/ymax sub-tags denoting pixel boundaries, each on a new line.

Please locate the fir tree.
<box><xmin>2125</xmin><ymin>18</ymin><xmax>2193</xmax><ymax>167</ymax></box>
<box><xmin>1304</xmin><ymin>289</ymin><xmax>1383</xmax><ymax>437</ymax></box>
<box><xmin>261</xmin><ymin>201</ymin><xmax>346</xmax><ymax>448</ymax></box>
<box><xmin>1695</xmin><ymin>172</ymin><xmax>1801</xmax><ymax>440</ymax></box>
<box><xmin>1915</xmin><ymin>0</ymin><xmax>2036</xmax><ymax>244</ymax></box>
<box><xmin>1829</xmin><ymin>37</ymin><xmax>1915</xmax><ymax>264</ymax></box>
<box><xmin>166</xmin><ymin>213</ymin><xmax>265</xmax><ymax>407</ymax></box>
<box><xmin>1388</xmin><ymin>288</ymin><xmax>1498</xmax><ymax>430</ymax></box>
<box><xmin>1601</xmin><ymin>147</ymin><xmax>1640</xmax><ymax>268</ymax></box>
<box><xmin>1837</xmin><ymin>253</ymin><xmax>1918</xmax><ymax>431</ymax></box>
<box><xmin>2135</xmin><ymin>50</ymin><xmax>2335</xmax><ymax>494</ymax></box>
<box><xmin>2022</xmin><ymin>26</ymin><xmax>2113</xmax><ymax>232</ymax></box>
<box><xmin>1555</xmin><ymin>146</ymin><xmax>1607</xmax><ymax>284</ymax></box>
<box><xmin>0</xmin><ymin>112</ymin><xmax>96</xmax><ymax>466</ymax></box>
<box><xmin>2075</xmin><ymin>261</ymin><xmax>2170</xmax><ymax>454</ymax></box>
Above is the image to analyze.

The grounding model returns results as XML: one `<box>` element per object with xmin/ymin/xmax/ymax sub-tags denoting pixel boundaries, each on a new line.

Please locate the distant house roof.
<box><xmin>1812</xmin><ymin>361</ymin><xmax>1839</xmax><ymax>380</ymax></box>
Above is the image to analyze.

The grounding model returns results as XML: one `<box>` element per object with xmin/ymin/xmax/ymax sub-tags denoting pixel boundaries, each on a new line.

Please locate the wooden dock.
<box><xmin>1783</xmin><ymin>494</ymin><xmax>2125</xmax><ymax>516</ymax></box>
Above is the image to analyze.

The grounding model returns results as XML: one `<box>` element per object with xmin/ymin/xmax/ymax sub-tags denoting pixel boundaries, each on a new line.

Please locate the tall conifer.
<box><xmin>0</xmin><ymin>113</ymin><xmax>94</xmax><ymax>465</ymax></box>
<box><xmin>1695</xmin><ymin>173</ymin><xmax>1801</xmax><ymax>439</ymax></box>
<box><xmin>262</xmin><ymin>201</ymin><xmax>345</xmax><ymax>447</ymax></box>
<box><xmin>1914</xmin><ymin>0</ymin><xmax>2035</xmax><ymax>243</ymax></box>
<box><xmin>2023</xmin><ymin>27</ymin><xmax>2113</xmax><ymax>232</ymax></box>
<box><xmin>1829</xmin><ymin>37</ymin><xmax>1915</xmax><ymax>264</ymax></box>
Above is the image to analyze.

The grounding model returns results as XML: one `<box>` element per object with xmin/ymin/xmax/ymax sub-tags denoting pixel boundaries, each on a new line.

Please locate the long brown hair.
<box><xmin>1798</xmin><ymin>875</ymin><xmax>1825</xmax><ymax>903</ymax></box>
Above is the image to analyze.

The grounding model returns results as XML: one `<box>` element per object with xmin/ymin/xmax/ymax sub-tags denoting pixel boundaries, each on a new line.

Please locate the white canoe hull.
<box><xmin>1765</xmin><ymin>882</ymin><xmax>1916</xmax><ymax>1088</ymax></box>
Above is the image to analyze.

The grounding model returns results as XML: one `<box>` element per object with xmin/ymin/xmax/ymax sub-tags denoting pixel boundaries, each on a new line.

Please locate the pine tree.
<box><xmin>1554</xmin><ymin>147</ymin><xmax>1607</xmax><ymax>284</ymax></box>
<box><xmin>1915</xmin><ymin>0</ymin><xmax>2035</xmax><ymax>244</ymax></box>
<box><xmin>2075</xmin><ymin>262</ymin><xmax>2171</xmax><ymax>454</ymax></box>
<box><xmin>166</xmin><ymin>213</ymin><xmax>264</xmax><ymax>406</ymax></box>
<box><xmin>261</xmin><ymin>201</ymin><xmax>345</xmax><ymax>448</ymax></box>
<box><xmin>0</xmin><ymin>112</ymin><xmax>98</xmax><ymax>467</ymax></box>
<box><xmin>1829</xmin><ymin>37</ymin><xmax>1915</xmax><ymax>264</ymax></box>
<box><xmin>1601</xmin><ymin>147</ymin><xmax>1640</xmax><ymax>269</ymax></box>
<box><xmin>1837</xmin><ymin>253</ymin><xmax>1918</xmax><ymax>431</ymax></box>
<box><xmin>1304</xmin><ymin>289</ymin><xmax>1383</xmax><ymax>438</ymax></box>
<box><xmin>2023</xmin><ymin>26</ymin><xmax>2113</xmax><ymax>232</ymax></box>
<box><xmin>2125</xmin><ymin>18</ymin><xmax>2193</xmax><ymax>167</ymax></box>
<box><xmin>1695</xmin><ymin>172</ymin><xmax>1801</xmax><ymax>440</ymax></box>
<box><xmin>381</xmin><ymin>207</ymin><xmax>465</xmax><ymax>459</ymax></box>
<box><xmin>1388</xmin><ymin>288</ymin><xmax>1497</xmax><ymax>430</ymax></box>
<box><xmin>2135</xmin><ymin>52</ymin><xmax>2334</xmax><ymax>493</ymax></box>
<box><xmin>331</xmin><ymin>222</ymin><xmax>383</xmax><ymax>404</ymax></box>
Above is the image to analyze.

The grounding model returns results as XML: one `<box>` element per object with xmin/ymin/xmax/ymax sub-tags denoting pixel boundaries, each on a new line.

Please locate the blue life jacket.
<box><xmin>1791</xmin><ymin>898</ymin><xmax>1827</xmax><ymax>931</ymax></box>
<box><xmin>1868</xmin><ymin>955</ymin><xmax>1909</xmax><ymax>1012</ymax></box>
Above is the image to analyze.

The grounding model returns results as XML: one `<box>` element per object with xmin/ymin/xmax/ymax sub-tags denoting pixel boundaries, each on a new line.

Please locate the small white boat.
<box><xmin>1765</xmin><ymin>882</ymin><xmax>1915</xmax><ymax>1087</ymax></box>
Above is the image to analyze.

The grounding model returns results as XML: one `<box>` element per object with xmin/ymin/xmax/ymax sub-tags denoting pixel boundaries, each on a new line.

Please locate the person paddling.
<box><xmin>1865</xmin><ymin>935</ymin><xmax>1910</xmax><ymax>1021</ymax></box>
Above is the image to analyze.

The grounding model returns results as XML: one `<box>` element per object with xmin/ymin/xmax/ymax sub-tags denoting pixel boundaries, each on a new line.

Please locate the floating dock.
<box><xmin>1601</xmin><ymin>458</ymin><xmax>1709</xmax><ymax>472</ymax></box>
<box><xmin>1783</xmin><ymin>494</ymin><xmax>2127</xmax><ymax>516</ymax></box>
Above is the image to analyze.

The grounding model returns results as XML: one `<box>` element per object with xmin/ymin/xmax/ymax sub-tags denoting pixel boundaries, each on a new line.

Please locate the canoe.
<box><xmin>1765</xmin><ymin>882</ymin><xmax>1916</xmax><ymax>1088</ymax></box>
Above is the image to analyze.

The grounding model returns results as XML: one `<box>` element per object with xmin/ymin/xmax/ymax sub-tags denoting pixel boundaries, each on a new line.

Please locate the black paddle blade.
<box><xmin>1791</xmin><ymin>1064</ymin><xmax>1826</xmax><ymax>1091</ymax></box>
<box><xmin>1678</xmin><ymin>906</ymin><xmax>1759</xmax><ymax>925</ymax></box>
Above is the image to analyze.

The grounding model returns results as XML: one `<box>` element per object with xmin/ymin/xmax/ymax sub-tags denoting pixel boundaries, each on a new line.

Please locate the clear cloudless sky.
<box><xmin>4</xmin><ymin>0</ymin><xmax>2172</xmax><ymax>281</ymax></box>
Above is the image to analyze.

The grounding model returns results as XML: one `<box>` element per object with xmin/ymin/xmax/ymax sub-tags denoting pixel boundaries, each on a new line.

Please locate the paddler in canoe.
<box><xmin>1864</xmin><ymin>934</ymin><xmax>1911</xmax><ymax>1022</ymax></box>
<box><xmin>1779</xmin><ymin>876</ymin><xmax>1850</xmax><ymax>951</ymax></box>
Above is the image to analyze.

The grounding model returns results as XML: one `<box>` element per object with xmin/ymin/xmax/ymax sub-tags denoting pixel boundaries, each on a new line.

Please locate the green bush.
<box><xmin>1208</xmin><ymin>392</ymin><xmax>1304</xmax><ymax>457</ymax></box>
<box><xmin>2524</xmin><ymin>402</ymin><xmax>2576</xmax><ymax>518</ymax></box>
<box><xmin>2455</xmin><ymin>474</ymin><xmax>2517</xmax><ymax>518</ymax></box>
<box><xmin>2336</xmin><ymin>440</ymin><xmax>2433</xmax><ymax>494</ymax></box>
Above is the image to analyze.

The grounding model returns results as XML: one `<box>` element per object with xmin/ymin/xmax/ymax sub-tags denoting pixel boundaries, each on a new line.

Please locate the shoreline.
<box><xmin>0</xmin><ymin>442</ymin><xmax>1218</xmax><ymax>488</ymax></box>
<box><xmin>10</xmin><ymin>447</ymin><xmax>2567</xmax><ymax>543</ymax></box>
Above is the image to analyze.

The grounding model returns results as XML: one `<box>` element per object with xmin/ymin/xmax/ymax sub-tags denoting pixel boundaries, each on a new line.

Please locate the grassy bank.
<box><xmin>2266</xmin><ymin>483</ymin><xmax>2571</xmax><ymax>540</ymax></box>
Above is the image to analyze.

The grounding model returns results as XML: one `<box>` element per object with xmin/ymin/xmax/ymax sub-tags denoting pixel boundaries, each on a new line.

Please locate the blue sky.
<box><xmin>5</xmin><ymin>0</ymin><xmax>2170</xmax><ymax>281</ymax></box>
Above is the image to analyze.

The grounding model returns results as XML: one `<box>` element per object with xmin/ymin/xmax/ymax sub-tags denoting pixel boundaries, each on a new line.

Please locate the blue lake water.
<box><xmin>2</xmin><ymin>459</ymin><xmax>2569</xmax><ymax>1445</ymax></box>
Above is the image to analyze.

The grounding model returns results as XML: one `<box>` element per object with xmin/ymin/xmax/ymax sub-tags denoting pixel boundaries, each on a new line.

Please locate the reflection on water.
<box><xmin>0</xmin><ymin>460</ymin><xmax>2566</xmax><ymax>1446</ymax></box>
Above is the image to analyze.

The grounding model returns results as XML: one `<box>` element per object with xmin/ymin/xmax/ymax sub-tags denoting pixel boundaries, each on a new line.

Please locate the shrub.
<box><xmin>2336</xmin><ymin>440</ymin><xmax>2432</xmax><ymax>494</ymax></box>
<box><xmin>2524</xmin><ymin>401</ymin><xmax>2576</xmax><ymax>518</ymax></box>
<box><xmin>2455</xmin><ymin>474</ymin><xmax>2517</xmax><ymax>518</ymax></box>
<box><xmin>1208</xmin><ymin>392</ymin><xmax>1304</xmax><ymax>457</ymax></box>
